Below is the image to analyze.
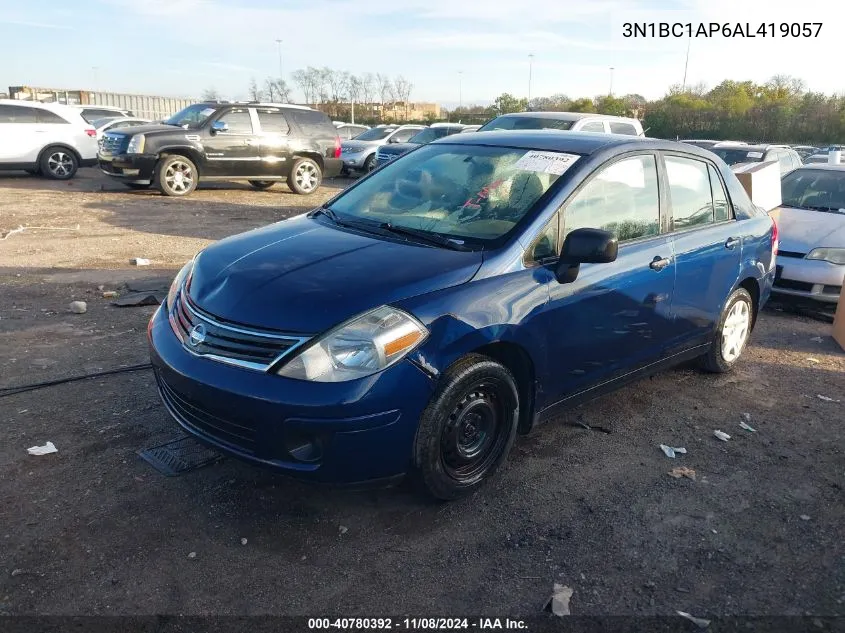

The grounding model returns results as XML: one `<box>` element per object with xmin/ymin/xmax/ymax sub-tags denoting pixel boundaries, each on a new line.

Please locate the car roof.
<box><xmin>491</xmin><ymin>111</ymin><xmax>637</xmax><ymax>123</ymax></box>
<box><xmin>433</xmin><ymin>129</ymin><xmax>710</xmax><ymax>156</ymax></box>
<box><xmin>73</xmin><ymin>104</ymin><xmax>127</xmax><ymax>110</ymax></box>
<box><xmin>712</xmin><ymin>143</ymin><xmax>788</xmax><ymax>151</ymax></box>
<box><xmin>0</xmin><ymin>98</ymin><xmax>77</xmax><ymax>112</ymax></box>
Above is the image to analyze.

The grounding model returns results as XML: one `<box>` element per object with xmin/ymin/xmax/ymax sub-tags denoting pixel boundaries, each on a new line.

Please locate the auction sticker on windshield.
<box><xmin>514</xmin><ymin>151</ymin><xmax>580</xmax><ymax>175</ymax></box>
<box><xmin>747</xmin><ymin>151</ymin><xmax>764</xmax><ymax>158</ymax></box>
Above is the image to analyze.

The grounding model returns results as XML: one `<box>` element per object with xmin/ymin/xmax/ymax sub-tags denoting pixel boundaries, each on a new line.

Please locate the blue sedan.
<box><xmin>149</xmin><ymin>131</ymin><xmax>777</xmax><ymax>500</ymax></box>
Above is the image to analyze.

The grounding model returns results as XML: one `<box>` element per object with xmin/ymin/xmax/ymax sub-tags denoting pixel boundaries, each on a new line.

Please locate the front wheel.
<box><xmin>287</xmin><ymin>157</ymin><xmax>322</xmax><ymax>195</ymax></box>
<box><xmin>155</xmin><ymin>155</ymin><xmax>197</xmax><ymax>197</ymax></box>
<box><xmin>411</xmin><ymin>354</ymin><xmax>520</xmax><ymax>501</ymax></box>
<box><xmin>698</xmin><ymin>287</ymin><xmax>754</xmax><ymax>373</ymax></box>
<box><xmin>248</xmin><ymin>180</ymin><xmax>275</xmax><ymax>191</ymax></box>
<box><xmin>39</xmin><ymin>148</ymin><xmax>78</xmax><ymax>180</ymax></box>
<box><xmin>363</xmin><ymin>154</ymin><xmax>377</xmax><ymax>173</ymax></box>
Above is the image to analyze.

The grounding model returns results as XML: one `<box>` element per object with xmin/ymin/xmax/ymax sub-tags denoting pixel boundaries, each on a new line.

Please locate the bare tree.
<box><xmin>394</xmin><ymin>75</ymin><xmax>413</xmax><ymax>117</ymax></box>
<box><xmin>376</xmin><ymin>73</ymin><xmax>392</xmax><ymax>104</ymax></box>
<box><xmin>359</xmin><ymin>73</ymin><xmax>375</xmax><ymax>117</ymax></box>
<box><xmin>292</xmin><ymin>69</ymin><xmax>313</xmax><ymax>103</ymax></box>
<box><xmin>201</xmin><ymin>87</ymin><xmax>220</xmax><ymax>101</ymax></box>
<box><xmin>248</xmin><ymin>78</ymin><xmax>263</xmax><ymax>101</ymax></box>
<box><xmin>264</xmin><ymin>78</ymin><xmax>292</xmax><ymax>103</ymax></box>
<box><xmin>327</xmin><ymin>70</ymin><xmax>349</xmax><ymax>103</ymax></box>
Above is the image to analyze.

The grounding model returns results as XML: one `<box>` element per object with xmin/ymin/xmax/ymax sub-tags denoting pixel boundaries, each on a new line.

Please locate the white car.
<box><xmin>476</xmin><ymin>112</ymin><xmax>644</xmax><ymax>136</ymax></box>
<box><xmin>72</xmin><ymin>105</ymin><xmax>134</xmax><ymax>124</ymax></box>
<box><xmin>91</xmin><ymin>116</ymin><xmax>150</xmax><ymax>140</ymax></box>
<box><xmin>771</xmin><ymin>164</ymin><xmax>845</xmax><ymax>303</ymax></box>
<box><xmin>0</xmin><ymin>100</ymin><xmax>98</xmax><ymax>179</ymax></box>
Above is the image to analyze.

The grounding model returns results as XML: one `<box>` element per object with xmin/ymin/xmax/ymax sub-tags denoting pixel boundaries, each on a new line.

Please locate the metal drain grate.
<box><xmin>138</xmin><ymin>435</ymin><xmax>223</xmax><ymax>476</ymax></box>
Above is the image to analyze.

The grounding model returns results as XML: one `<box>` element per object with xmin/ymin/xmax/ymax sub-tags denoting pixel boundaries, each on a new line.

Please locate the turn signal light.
<box><xmin>333</xmin><ymin>136</ymin><xmax>341</xmax><ymax>159</ymax></box>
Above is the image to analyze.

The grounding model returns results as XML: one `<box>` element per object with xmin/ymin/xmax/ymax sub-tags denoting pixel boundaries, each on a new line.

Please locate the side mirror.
<box><xmin>555</xmin><ymin>228</ymin><xmax>618</xmax><ymax>284</ymax></box>
<box><xmin>211</xmin><ymin>120</ymin><xmax>228</xmax><ymax>133</ymax></box>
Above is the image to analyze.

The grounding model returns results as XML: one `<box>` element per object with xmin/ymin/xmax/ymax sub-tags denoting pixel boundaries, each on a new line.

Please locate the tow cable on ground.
<box><xmin>0</xmin><ymin>363</ymin><xmax>153</xmax><ymax>399</ymax></box>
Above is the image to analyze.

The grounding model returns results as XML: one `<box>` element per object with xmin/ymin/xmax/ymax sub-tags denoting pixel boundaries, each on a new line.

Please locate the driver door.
<box><xmin>203</xmin><ymin>107</ymin><xmax>261</xmax><ymax>177</ymax></box>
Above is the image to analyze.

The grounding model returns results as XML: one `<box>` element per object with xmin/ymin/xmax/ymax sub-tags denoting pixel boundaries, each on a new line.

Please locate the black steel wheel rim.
<box><xmin>440</xmin><ymin>380</ymin><xmax>509</xmax><ymax>482</ymax></box>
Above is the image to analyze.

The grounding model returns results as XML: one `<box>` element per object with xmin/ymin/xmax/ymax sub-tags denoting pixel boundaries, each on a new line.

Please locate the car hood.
<box><xmin>341</xmin><ymin>139</ymin><xmax>382</xmax><ymax>152</ymax></box>
<box><xmin>771</xmin><ymin>205</ymin><xmax>845</xmax><ymax>252</ymax></box>
<box><xmin>379</xmin><ymin>142</ymin><xmax>420</xmax><ymax>155</ymax></box>
<box><xmin>187</xmin><ymin>215</ymin><xmax>483</xmax><ymax>334</ymax></box>
<box><xmin>103</xmin><ymin>123</ymin><xmax>183</xmax><ymax>137</ymax></box>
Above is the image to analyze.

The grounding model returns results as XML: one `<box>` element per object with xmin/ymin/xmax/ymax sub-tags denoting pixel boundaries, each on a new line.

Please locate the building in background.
<box><xmin>310</xmin><ymin>101</ymin><xmax>441</xmax><ymax>123</ymax></box>
<box><xmin>8</xmin><ymin>86</ymin><xmax>199</xmax><ymax>121</ymax></box>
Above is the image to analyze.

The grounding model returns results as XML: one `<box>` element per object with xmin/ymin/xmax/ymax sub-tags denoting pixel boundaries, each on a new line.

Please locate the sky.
<box><xmin>0</xmin><ymin>0</ymin><xmax>841</xmax><ymax>107</ymax></box>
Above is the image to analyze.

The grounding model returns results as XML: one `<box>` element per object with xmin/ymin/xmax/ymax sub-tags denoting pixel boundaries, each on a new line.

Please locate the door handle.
<box><xmin>244</xmin><ymin>139</ymin><xmax>259</xmax><ymax>146</ymax></box>
<box><xmin>725</xmin><ymin>236</ymin><xmax>740</xmax><ymax>249</ymax></box>
<box><xmin>649</xmin><ymin>256</ymin><xmax>671</xmax><ymax>271</ymax></box>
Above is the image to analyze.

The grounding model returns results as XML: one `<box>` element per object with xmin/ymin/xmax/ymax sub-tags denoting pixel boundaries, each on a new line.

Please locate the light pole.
<box><xmin>682</xmin><ymin>38</ymin><xmax>690</xmax><ymax>91</ymax></box>
<box><xmin>275</xmin><ymin>38</ymin><xmax>283</xmax><ymax>81</ymax></box>
<box><xmin>528</xmin><ymin>54</ymin><xmax>534</xmax><ymax>107</ymax></box>
<box><xmin>609</xmin><ymin>67</ymin><xmax>614</xmax><ymax>96</ymax></box>
<box><xmin>458</xmin><ymin>71</ymin><xmax>463</xmax><ymax>113</ymax></box>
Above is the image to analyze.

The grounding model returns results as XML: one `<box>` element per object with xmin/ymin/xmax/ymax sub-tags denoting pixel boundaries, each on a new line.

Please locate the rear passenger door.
<box><xmin>662</xmin><ymin>153</ymin><xmax>741</xmax><ymax>352</ymax></box>
<box><xmin>254</xmin><ymin>107</ymin><xmax>292</xmax><ymax>178</ymax></box>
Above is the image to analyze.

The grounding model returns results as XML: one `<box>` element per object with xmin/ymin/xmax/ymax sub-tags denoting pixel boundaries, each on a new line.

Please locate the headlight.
<box><xmin>126</xmin><ymin>134</ymin><xmax>145</xmax><ymax>154</ymax></box>
<box><xmin>277</xmin><ymin>306</ymin><xmax>428</xmax><ymax>382</ymax></box>
<box><xmin>166</xmin><ymin>259</ymin><xmax>194</xmax><ymax>312</ymax></box>
<box><xmin>806</xmin><ymin>248</ymin><xmax>845</xmax><ymax>264</ymax></box>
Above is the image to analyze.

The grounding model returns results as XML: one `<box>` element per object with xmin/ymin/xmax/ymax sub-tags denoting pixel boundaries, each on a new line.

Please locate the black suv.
<box><xmin>97</xmin><ymin>102</ymin><xmax>342</xmax><ymax>196</ymax></box>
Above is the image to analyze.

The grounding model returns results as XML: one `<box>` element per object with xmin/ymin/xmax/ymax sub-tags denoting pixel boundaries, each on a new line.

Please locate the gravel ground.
<box><xmin>0</xmin><ymin>169</ymin><xmax>843</xmax><ymax>618</ymax></box>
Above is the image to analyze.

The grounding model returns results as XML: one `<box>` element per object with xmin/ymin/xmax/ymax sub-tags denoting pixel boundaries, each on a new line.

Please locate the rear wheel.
<box><xmin>39</xmin><ymin>147</ymin><xmax>78</xmax><ymax>180</ymax></box>
<box><xmin>155</xmin><ymin>155</ymin><xmax>197</xmax><ymax>197</ymax></box>
<box><xmin>698</xmin><ymin>287</ymin><xmax>754</xmax><ymax>373</ymax></box>
<box><xmin>287</xmin><ymin>157</ymin><xmax>322</xmax><ymax>195</ymax></box>
<box><xmin>248</xmin><ymin>180</ymin><xmax>276</xmax><ymax>191</ymax></box>
<box><xmin>411</xmin><ymin>354</ymin><xmax>520</xmax><ymax>501</ymax></box>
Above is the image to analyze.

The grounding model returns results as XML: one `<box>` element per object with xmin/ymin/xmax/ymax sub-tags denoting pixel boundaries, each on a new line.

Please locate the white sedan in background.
<box><xmin>771</xmin><ymin>164</ymin><xmax>845</xmax><ymax>303</ymax></box>
<box><xmin>91</xmin><ymin>116</ymin><xmax>150</xmax><ymax>140</ymax></box>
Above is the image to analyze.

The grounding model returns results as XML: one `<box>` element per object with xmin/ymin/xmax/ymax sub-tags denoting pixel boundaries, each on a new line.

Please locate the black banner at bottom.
<box><xmin>0</xmin><ymin>616</ymin><xmax>843</xmax><ymax>633</ymax></box>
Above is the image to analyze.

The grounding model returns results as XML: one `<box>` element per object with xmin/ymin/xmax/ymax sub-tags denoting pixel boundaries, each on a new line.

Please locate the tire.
<box><xmin>287</xmin><ymin>157</ymin><xmax>322</xmax><ymax>195</ymax></box>
<box><xmin>39</xmin><ymin>147</ymin><xmax>78</xmax><ymax>180</ymax></box>
<box><xmin>411</xmin><ymin>354</ymin><xmax>520</xmax><ymax>501</ymax></box>
<box><xmin>124</xmin><ymin>182</ymin><xmax>150</xmax><ymax>190</ymax></box>
<box><xmin>363</xmin><ymin>154</ymin><xmax>377</xmax><ymax>173</ymax></box>
<box><xmin>698</xmin><ymin>287</ymin><xmax>754</xmax><ymax>373</ymax></box>
<box><xmin>248</xmin><ymin>180</ymin><xmax>276</xmax><ymax>191</ymax></box>
<box><xmin>155</xmin><ymin>155</ymin><xmax>198</xmax><ymax>197</ymax></box>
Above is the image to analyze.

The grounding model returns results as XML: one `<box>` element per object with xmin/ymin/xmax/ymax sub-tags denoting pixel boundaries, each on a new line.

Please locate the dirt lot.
<box><xmin>0</xmin><ymin>169</ymin><xmax>843</xmax><ymax>618</ymax></box>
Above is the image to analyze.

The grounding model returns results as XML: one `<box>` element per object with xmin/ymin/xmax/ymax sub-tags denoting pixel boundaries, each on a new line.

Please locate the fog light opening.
<box><xmin>284</xmin><ymin>432</ymin><xmax>323</xmax><ymax>463</ymax></box>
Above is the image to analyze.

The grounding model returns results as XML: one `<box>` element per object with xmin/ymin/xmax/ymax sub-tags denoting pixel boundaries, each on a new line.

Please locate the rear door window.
<box><xmin>580</xmin><ymin>121</ymin><xmax>605</xmax><ymax>133</ymax></box>
<box><xmin>609</xmin><ymin>121</ymin><xmax>638</xmax><ymax>135</ymax></box>
<box><xmin>665</xmin><ymin>156</ymin><xmax>715</xmax><ymax>230</ymax></box>
<box><xmin>0</xmin><ymin>105</ymin><xmax>38</xmax><ymax>123</ymax></box>
<box><xmin>256</xmin><ymin>109</ymin><xmax>290</xmax><ymax>135</ymax></box>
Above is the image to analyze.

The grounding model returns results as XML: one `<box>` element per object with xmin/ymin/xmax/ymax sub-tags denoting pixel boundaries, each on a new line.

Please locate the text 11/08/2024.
<box><xmin>622</xmin><ymin>22</ymin><xmax>823</xmax><ymax>38</ymax></box>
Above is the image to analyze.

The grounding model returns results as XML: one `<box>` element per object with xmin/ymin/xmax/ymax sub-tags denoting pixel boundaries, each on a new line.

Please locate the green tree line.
<box><xmin>450</xmin><ymin>75</ymin><xmax>844</xmax><ymax>144</ymax></box>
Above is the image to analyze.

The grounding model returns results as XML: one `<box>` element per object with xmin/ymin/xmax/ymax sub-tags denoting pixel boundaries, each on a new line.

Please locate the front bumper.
<box><xmin>98</xmin><ymin>153</ymin><xmax>157</xmax><ymax>183</ymax></box>
<box><xmin>341</xmin><ymin>150</ymin><xmax>374</xmax><ymax>170</ymax></box>
<box><xmin>148</xmin><ymin>305</ymin><xmax>435</xmax><ymax>483</ymax></box>
<box><xmin>773</xmin><ymin>257</ymin><xmax>844</xmax><ymax>303</ymax></box>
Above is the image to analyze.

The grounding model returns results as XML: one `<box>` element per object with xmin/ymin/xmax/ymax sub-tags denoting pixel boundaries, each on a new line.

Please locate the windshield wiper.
<box><xmin>799</xmin><ymin>205</ymin><xmax>845</xmax><ymax>214</ymax></box>
<box><xmin>379</xmin><ymin>222</ymin><xmax>469</xmax><ymax>251</ymax></box>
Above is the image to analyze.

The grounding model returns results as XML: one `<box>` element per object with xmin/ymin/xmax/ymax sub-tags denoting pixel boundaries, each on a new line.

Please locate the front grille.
<box><xmin>773</xmin><ymin>278</ymin><xmax>814</xmax><ymax>291</ymax></box>
<box><xmin>376</xmin><ymin>151</ymin><xmax>393</xmax><ymax>162</ymax></box>
<box><xmin>170</xmin><ymin>293</ymin><xmax>307</xmax><ymax>371</ymax></box>
<box><xmin>156</xmin><ymin>371</ymin><xmax>257</xmax><ymax>454</ymax></box>
<box><xmin>99</xmin><ymin>133</ymin><xmax>129</xmax><ymax>155</ymax></box>
<box><xmin>777</xmin><ymin>250</ymin><xmax>806</xmax><ymax>259</ymax></box>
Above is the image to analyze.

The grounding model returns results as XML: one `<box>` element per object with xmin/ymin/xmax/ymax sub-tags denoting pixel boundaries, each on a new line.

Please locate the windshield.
<box><xmin>165</xmin><ymin>104</ymin><xmax>217</xmax><ymax>128</ymax></box>
<box><xmin>781</xmin><ymin>168</ymin><xmax>845</xmax><ymax>213</ymax></box>
<box><xmin>327</xmin><ymin>143</ymin><xmax>574</xmax><ymax>245</ymax></box>
<box><xmin>478</xmin><ymin>116</ymin><xmax>575</xmax><ymax>132</ymax></box>
<box><xmin>354</xmin><ymin>127</ymin><xmax>396</xmax><ymax>141</ymax></box>
<box><xmin>712</xmin><ymin>148</ymin><xmax>765</xmax><ymax>165</ymax></box>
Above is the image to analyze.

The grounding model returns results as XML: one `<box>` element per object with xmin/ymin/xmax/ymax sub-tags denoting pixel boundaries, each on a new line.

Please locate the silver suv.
<box><xmin>340</xmin><ymin>124</ymin><xmax>424</xmax><ymax>174</ymax></box>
